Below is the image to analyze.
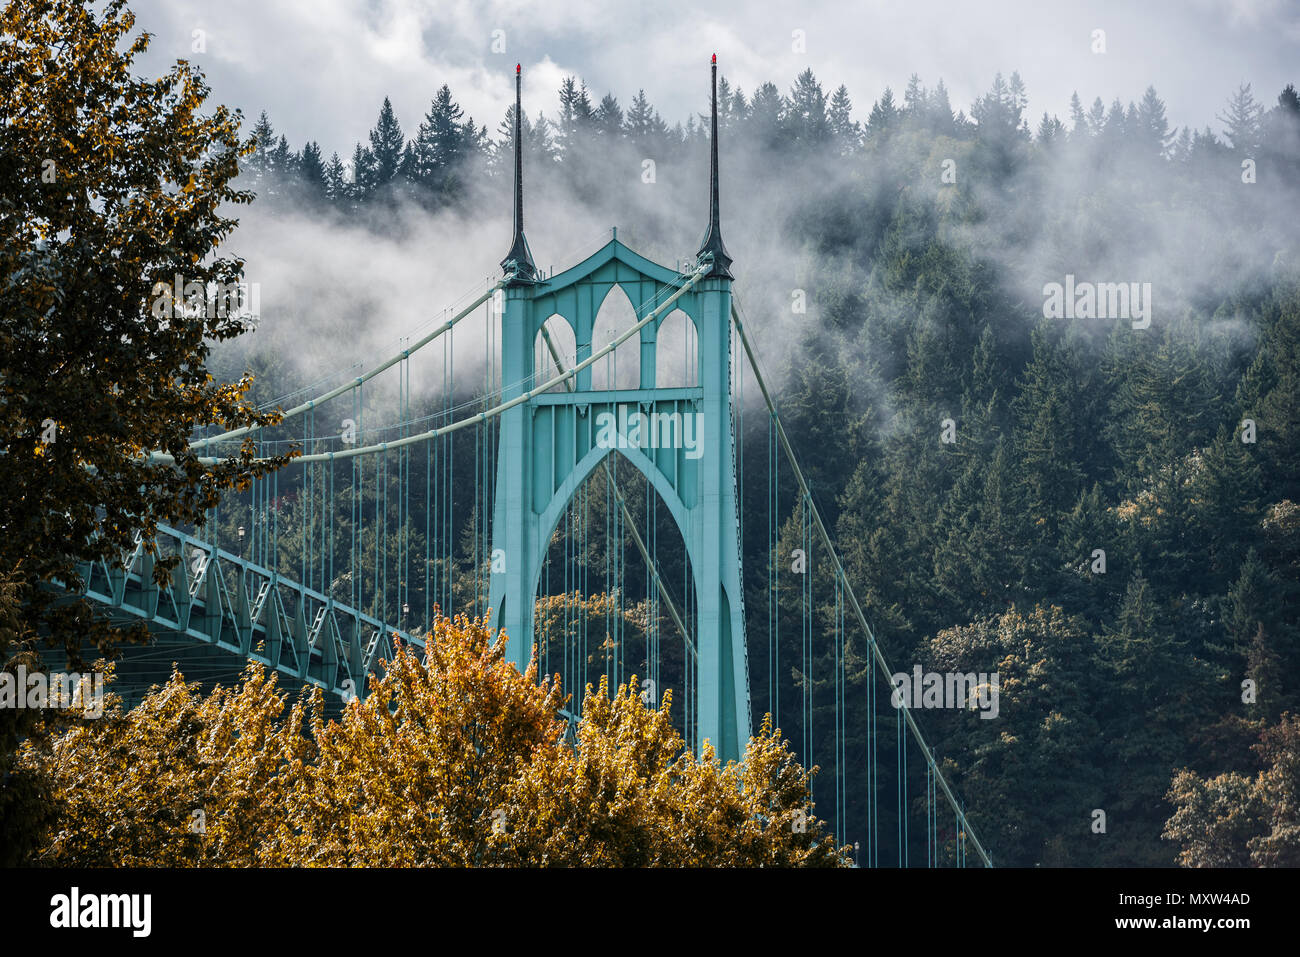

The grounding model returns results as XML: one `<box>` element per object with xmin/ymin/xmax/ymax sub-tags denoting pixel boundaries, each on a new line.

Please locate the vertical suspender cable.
<box><xmin>732</xmin><ymin>302</ymin><xmax>992</xmax><ymax>868</ymax></box>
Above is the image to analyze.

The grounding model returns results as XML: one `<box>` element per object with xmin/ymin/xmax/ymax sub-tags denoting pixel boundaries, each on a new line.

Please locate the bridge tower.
<box><xmin>488</xmin><ymin>57</ymin><xmax>751</xmax><ymax>760</ymax></box>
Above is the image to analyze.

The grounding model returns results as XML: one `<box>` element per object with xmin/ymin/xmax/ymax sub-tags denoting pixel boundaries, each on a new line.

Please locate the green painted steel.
<box><xmin>487</xmin><ymin>243</ymin><xmax>751</xmax><ymax>762</ymax></box>
<box><xmin>488</xmin><ymin>57</ymin><xmax>751</xmax><ymax>761</ymax></box>
<box><xmin>76</xmin><ymin>523</ymin><xmax>419</xmax><ymax>702</ymax></box>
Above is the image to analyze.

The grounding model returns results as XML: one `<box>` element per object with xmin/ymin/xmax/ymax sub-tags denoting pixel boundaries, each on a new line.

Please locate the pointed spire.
<box><xmin>501</xmin><ymin>63</ymin><xmax>537</xmax><ymax>283</ymax></box>
<box><xmin>696</xmin><ymin>52</ymin><xmax>733</xmax><ymax>279</ymax></box>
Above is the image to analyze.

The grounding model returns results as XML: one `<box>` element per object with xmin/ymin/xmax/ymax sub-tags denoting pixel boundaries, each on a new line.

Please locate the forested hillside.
<box><xmin>222</xmin><ymin>69</ymin><xmax>1300</xmax><ymax>867</ymax></box>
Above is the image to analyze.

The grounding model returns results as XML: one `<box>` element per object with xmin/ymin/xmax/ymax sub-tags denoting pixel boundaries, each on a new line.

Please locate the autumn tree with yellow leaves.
<box><xmin>21</xmin><ymin>615</ymin><xmax>848</xmax><ymax>867</ymax></box>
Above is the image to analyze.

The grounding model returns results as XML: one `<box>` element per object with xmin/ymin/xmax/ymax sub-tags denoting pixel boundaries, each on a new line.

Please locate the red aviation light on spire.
<box><xmin>516</xmin><ymin>63</ymin><xmax>521</xmax><ymax>73</ymax></box>
<box><xmin>712</xmin><ymin>53</ymin><xmax>716</xmax><ymax>64</ymax></box>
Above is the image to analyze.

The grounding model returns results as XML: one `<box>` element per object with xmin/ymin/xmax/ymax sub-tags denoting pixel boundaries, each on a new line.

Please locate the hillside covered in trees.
<box><xmin>211</xmin><ymin>66</ymin><xmax>1300</xmax><ymax>867</ymax></box>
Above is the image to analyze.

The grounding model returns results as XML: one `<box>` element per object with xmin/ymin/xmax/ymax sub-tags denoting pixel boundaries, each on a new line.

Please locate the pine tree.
<box><xmin>367</xmin><ymin>96</ymin><xmax>406</xmax><ymax>189</ymax></box>
<box><xmin>1068</xmin><ymin>91</ymin><xmax>1088</xmax><ymax>138</ymax></box>
<box><xmin>931</xmin><ymin>436</ymin><xmax>1029</xmax><ymax>615</ymax></box>
<box><xmin>1107</xmin><ymin>324</ymin><xmax>1220</xmax><ymax>488</ymax></box>
<box><xmin>1135</xmin><ymin>86</ymin><xmax>1175</xmax><ymax>158</ymax></box>
<box><xmin>929</xmin><ymin>79</ymin><xmax>956</xmax><ymax>136</ymax></box>
<box><xmin>715</xmin><ymin>77</ymin><xmax>746</xmax><ymax>133</ymax></box>
<box><xmin>959</xmin><ymin>323</ymin><xmax>1004</xmax><ymax>456</ymax></box>
<box><xmin>1102</xmin><ymin>97</ymin><xmax>1127</xmax><ymax>146</ymax></box>
<box><xmin>903</xmin><ymin>73</ymin><xmax>926</xmax><ymax>119</ymax></box>
<box><xmin>1013</xmin><ymin>324</ymin><xmax>1083</xmax><ymax>534</ymax></box>
<box><xmin>298</xmin><ymin>140</ymin><xmax>326</xmax><ymax>193</ymax></box>
<box><xmin>269</xmin><ymin>134</ymin><xmax>292</xmax><ymax>175</ymax></box>
<box><xmin>1194</xmin><ymin>425</ymin><xmax>1263</xmax><ymax>586</ymax></box>
<box><xmin>1254</xmin><ymin>288</ymin><xmax>1300</xmax><ymax>502</ymax></box>
<box><xmin>1218</xmin><ymin>83</ymin><xmax>1264</xmax><ymax>155</ymax></box>
<box><xmin>728</xmin><ymin>85</ymin><xmax>748</xmax><ymax>125</ymax></box>
<box><xmin>350</xmin><ymin>142</ymin><xmax>376</xmax><ymax>199</ymax></box>
<box><xmin>1057</xmin><ymin>483</ymin><xmax>1123</xmax><ymax>622</ymax></box>
<box><xmin>1217</xmin><ymin>550</ymin><xmax>1285</xmax><ymax>717</ymax></box>
<box><xmin>1188</xmin><ymin>125</ymin><xmax>1232</xmax><ymax>172</ymax></box>
<box><xmin>245</xmin><ymin>111</ymin><xmax>278</xmax><ymax>179</ymax></box>
<box><xmin>715</xmin><ymin>76</ymin><xmax>732</xmax><ymax>128</ymax></box>
<box><xmin>243</xmin><ymin>113</ymin><xmax>296</xmax><ymax>202</ymax></box>
<box><xmin>683</xmin><ymin>114</ymin><xmax>700</xmax><ymax>144</ymax></box>
<box><xmin>1086</xmin><ymin>96</ymin><xmax>1106</xmax><ymax>136</ymax></box>
<box><xmin>399</xmin><ymin>141</ymin><xmax>417</xmax><ymax>181</ymax></box>
<box><xmin>828</xmin><ymin>85</ymin><xmax>860</xmax><ymax>154</ymax></box>
<box><xmin>243</xmin><ymin>114</ymin><xmax>295</xmax><ymax>202</ymax></box>
<box><xmin>1008</xmin><ymin>72</ymin><xmax>1029</xmax><ymax>129</ymax></box>
<box><xmin>324</xmin><ymin>151</ymin><xmax>347</xmax><ymax>202</ymax></box>
<box><xmin>1036</xmin><ymin>112</ymin><xmax>1064</xmax><ymax>145</ymax></box>
<box><xmin>1261</xmin><ymin>83</ymin><xmax>1300</xmax><ymax>183</ymax></box>
<box><xmin>557</xmin><ymin>75</ymin><xmax>595</xmax><ymax>162</ymax></box>
<box><xmin>747</xmin><ymin>82</ymin><xmax>786</xmax><ymax>150</ymax></box>
<box><xmin>594</xmin><ymin>93</ymin><xmax>623</xmax><ymax>139</ymax></box>
<box><xmin>623</xmin><ymin>89</ymin><xmax>668</xmax><ymax>155</ymax></box>
<box><xmin>787</xmin><ymin>68</ymin><xmax>830</xmax><ymax>145</ymax></box>
<box><xmin>489</xmin><ymin>104</ymin><xmax>557</xmax><ymax>178</ymax></box>
<box><xmin>1099</xmin><ymin>571</ymin><xmax>1216</xmax><ymax>865</ymax></box>
<box><xmin>412</xmin><ymin>85</ymin><xmax>480</xmax><ymax>205</ymax></box>
<box><xmin>921</xmin><ymin>605</ymin><xmax>1107</xmax><ymax>866</ymax></box>
<box><xmin>866</xmin><ymin>87</ymin><xmax>899</xmax><ymax>142</ymax></box>
<box><xmin>970</xmin><ymin>72</ymin><xmax>1031</xmax><ymax>155</ymax></box>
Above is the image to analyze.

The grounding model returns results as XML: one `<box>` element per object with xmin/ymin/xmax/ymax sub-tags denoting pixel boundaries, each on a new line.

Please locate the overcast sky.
<box><xmin>125</xmin><ymin>0</ymin><xmax>1299</xmax><ymax>160</ymax></box>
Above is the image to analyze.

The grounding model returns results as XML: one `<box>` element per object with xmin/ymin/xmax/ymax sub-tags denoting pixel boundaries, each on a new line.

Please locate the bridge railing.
<box><xmin>75</xmin><ymin>522</ymin><xmax>419</xmax><ymax>703</ymax></box>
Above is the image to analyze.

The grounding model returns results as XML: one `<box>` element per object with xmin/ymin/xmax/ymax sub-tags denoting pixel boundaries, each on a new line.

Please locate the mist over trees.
<box><xmin>222</xmin><ymin>68</ymin><xmax>1300</xmax><ymax>866</ymax></box>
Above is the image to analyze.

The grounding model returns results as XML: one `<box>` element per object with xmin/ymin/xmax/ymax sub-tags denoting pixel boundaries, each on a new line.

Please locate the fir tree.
<box><xmin>324</xmin><ymin>151</ymin><xmax>347</xmax><ymax>201</ymax></box>
<box><xmin>828</xmin><ymin>85</ymin><xmax>860</xmax><ymax>154</ymax></box>
<box><xmin>866</xmin><ymin>87</ymin><xmax>899</xmax><ymax>141</ymax></box>
<box><xmin>1135</xmin><ymin>86</ymin><xmax>1175</xmax><ymax>158</ymax></box>
<box><xmin>787</xmin><ymin>68</ymin><xmax>830</xmax><ymax>144</ymax></box>
<box><xmin>412</xmin><ymin>85</ymin><xmax>480</xmax><ymax>205</ymax></box>
<box><xmin>298</xmin><ymin>140</ymin><xmax>326</xmax><ymax>193</ymax></box>
<box><xmin>1068</xmin><ymin>91</ymin><xmax>1088</xmax><ymax>138</ymax></box>
<box><xmin>594</xmin><ymin>92</ymin><xmax>623</xmax><ymax>139</ymax></box>
<box><xmin>367</xmin><ymin>96</ymin><xmax>406</xmax><ymax>189</ymax></box>
<box><xmin>1218</xmin><ymin>82</ymin><xmax>1264</xmax><ymax>155</ymax></box>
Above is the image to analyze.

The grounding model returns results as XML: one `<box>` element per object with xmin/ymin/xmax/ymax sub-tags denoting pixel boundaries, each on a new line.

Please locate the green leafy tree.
<box><xmin>0</xmin><ymin>0</ymin><xmax>285</xmax><ymax>694</ymax></box>
<box><xmin>1165</xmin><ymin>714</ymin><xmax>1300</xmax><ymax>867</ymax></box>
<box><xmin>0</xmin><ymin>0</ymin><xmax>288</xmax><ymax>857</ymax></box>
<box><xmin>922</xmin><ymin>605</ymin><xmax>1106</xmax><ymax>866</ymax></box>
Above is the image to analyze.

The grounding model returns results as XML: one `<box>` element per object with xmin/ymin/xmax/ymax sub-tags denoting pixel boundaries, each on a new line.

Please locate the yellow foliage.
<box><xmin>22</xmin><ymin>615</ymin><xmax>848</xmax><ymax>867</ymax></box>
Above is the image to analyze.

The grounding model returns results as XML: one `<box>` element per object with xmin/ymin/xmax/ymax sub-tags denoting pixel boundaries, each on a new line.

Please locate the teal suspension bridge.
<box><xmin>75</xmin><ymin>58</ymin><xmax>990</xmax><ymax>867</ymax></box>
